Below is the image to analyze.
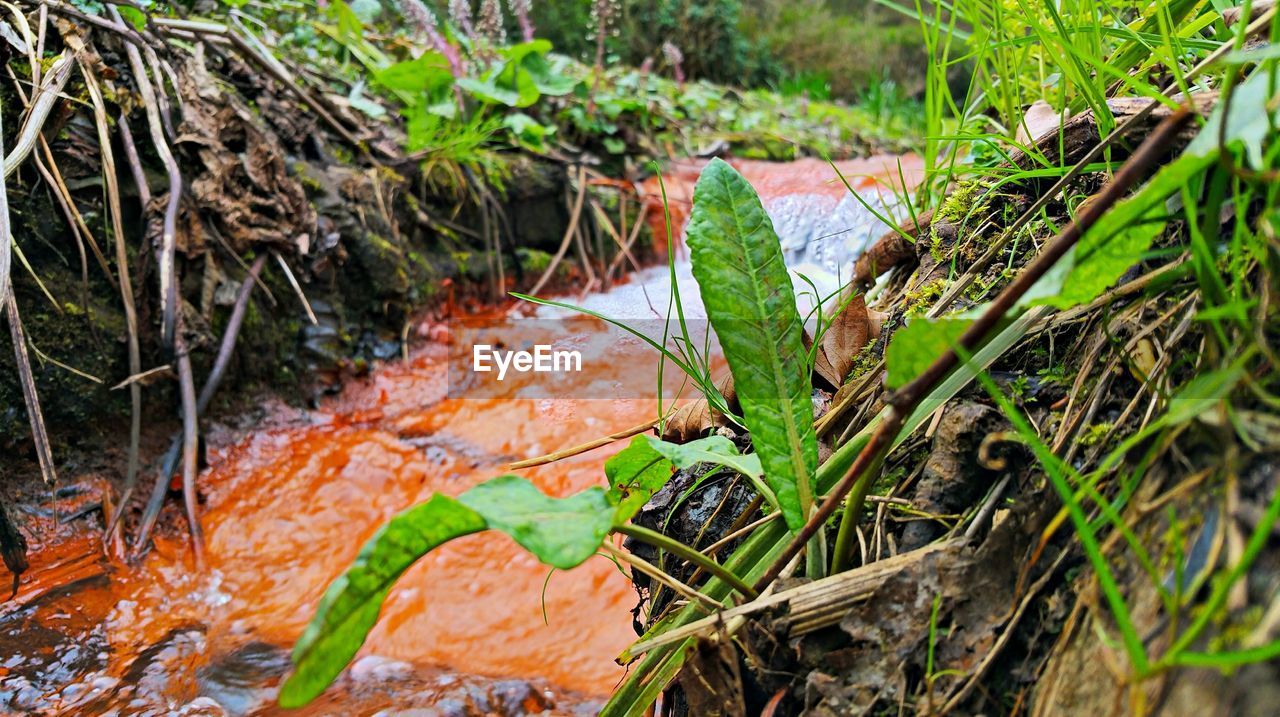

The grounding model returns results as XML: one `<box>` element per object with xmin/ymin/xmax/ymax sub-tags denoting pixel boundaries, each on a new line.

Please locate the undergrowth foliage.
<box><xmin>280</xmin><ymin>1</ymin><xmax>1280</xmax><ymax>711</ymax></box>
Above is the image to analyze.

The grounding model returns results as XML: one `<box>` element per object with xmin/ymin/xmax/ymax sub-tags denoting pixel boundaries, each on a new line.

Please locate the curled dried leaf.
<box><xmin>660</xmin><ymin>376</ymin><xmax>738</xmax><ymax>443</ymax></box>
<box><xmin>820</xmin><ymin>294</ymin><xmax>872</xmax><ymax>387</ymax></box>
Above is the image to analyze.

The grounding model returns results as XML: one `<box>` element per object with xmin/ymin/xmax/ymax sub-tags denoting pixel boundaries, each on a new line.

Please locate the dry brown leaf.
<box><xmin>820</xmin><ymin>293</ymin><xmax>871</xmax><ymax>387</ymax></box>
<box><xmin>806</xmin><ymin>329</ymin><xmax>841</xmax><ymax>389</ymax></box>
<box><xmin>660</xmin><ymin>375</ymin><xmax>737</xmax><ymax>443</ymax></box>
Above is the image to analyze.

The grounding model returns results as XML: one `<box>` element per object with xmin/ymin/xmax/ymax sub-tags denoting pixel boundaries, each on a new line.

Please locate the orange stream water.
<box><xmin>1</xmin><ymin>155</ymin><xmax>920</xmax><ymax>715</ymax></box>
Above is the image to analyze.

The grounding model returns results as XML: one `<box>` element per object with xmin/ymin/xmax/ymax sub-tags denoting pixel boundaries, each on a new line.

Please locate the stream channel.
<box><xmin>0</xmin><ymin>155</ymin><xmax>920</xmax><ymax>716</ymax></box>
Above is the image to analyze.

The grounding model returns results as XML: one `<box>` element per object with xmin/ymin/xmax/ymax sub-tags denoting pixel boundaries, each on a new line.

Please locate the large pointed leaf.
<box><xmin>279</xmin><ymin>493</ymin><xmax>487</xmax><ymax>707</ymax></box>
<box><xmin>605</xmin><ymin>309</ymin><xmax>1050</xmax><ymax>717</ymax></box>
<box><xmin>685</xmin><ymin>158</ymin><xmax>818</xmax><ymax>532</ymax></box>
<box><xmin>283</xmin><ymin>476</ymin><xmax>617</xmax><ymax>707</ymax></box>
<box><xmin>458</xmin><ymin>476</ymin><xmax>613</xmax><ymax>569</ymax></box>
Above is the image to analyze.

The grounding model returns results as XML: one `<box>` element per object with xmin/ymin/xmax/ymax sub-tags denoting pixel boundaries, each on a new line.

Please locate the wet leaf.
<box><xmin>284</xmin><ymin>477</ymin><xmax>616</xmax><ymax>707</ymax></box>
<box><xmin>606</xmin><ymin>436</ymin><xmax>675</xmax><ymax>523</ymax></box>
<box><xmin>645</xmin><ymin>435</ymin><xmax>763</xmax><ymax>481</ymax></box>
<box><xmin>459</xmin><ymin>476</ymin><xmax>614</xmax><ymax>569</ymax></box>
<box><xmin>686</xmin><ymin>158</ymin><xmax>818</xmax><ymax>532</ymax></box>
<box><xmin>885</xmin><ymin>316</ymin><xmax>971</xmax><ymax>390</ymax></box>
<box><xmin>280</xmin><ymin>493</ymin><xmax>487</xmax><ymax>708</ymax></box>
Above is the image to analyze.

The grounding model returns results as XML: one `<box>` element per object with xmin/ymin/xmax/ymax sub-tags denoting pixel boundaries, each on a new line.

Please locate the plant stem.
<box><xmin>830</xmin><ymin>452</ymin><xmax>883</xmax><ymax>573</ymax></box>
<box><xmin>615</xmin><ymin>523</ymin><xmax>759</xmax><ymax>601</ymax></box>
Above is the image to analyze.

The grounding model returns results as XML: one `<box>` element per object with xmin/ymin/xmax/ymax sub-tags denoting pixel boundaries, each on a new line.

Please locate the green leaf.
<box><xmin>327</xmin><ymin>0</ymin><xmax>363</xmax><ymax>41</ymax></box>
<box><xmin>458</xmin><ymin>476</ymin><xmax>614</xmax><ymax>569</ymax></box>
<box><xmin>1186</xmin><ymin>66</ymin><xmax>1277</xmax><ymax>168</ymax></box>
<box><xmin>685</xmin><ymin>158</ymin><xmax>818</xmax><ymax>532</ymax></box>
<box><xmin>1163</xmin><ymin>359</ymin><xmax>1247</xmax><ymax>426</ymax></box>
<box><xmin>503</xmin><ymin>112</ymin><xmax>554</xmax><ymax>149</ymax></box>
<box><xmin>885</xmin><ymin>315</ymin><xmax>972</xmax><ymax>390</ymax></box>
<box><xmin>116</xmin><ymin>6</ymin><xmax>146</xmax><ymax>30</ymax></box>
<box><xmin>644</xmin><ymin>435</ymin><xmax>763</xmax><ymax>481</ymax></box>
<box><xmin>458</xmin><ymin>75</ymin><xmax>534</xmax><ymax>107</ymax></box>
<box><xmin>374</xmin><ymin>53</ymin><xmax>454</xmax><ymax>96</ymax></box>
<box><xmin>605</xmin><ymin>436</ymin><xmax>675</xmax><ymax>524</ymax></box>
<box><xmin>522</xmin><ymin>53</ymin><xmax>580</xmax><ymax>96</ymax></box>
<box><xmin>283</xmin><ymin>475</ymin><xmax>619</xmax><ymax>707</ymax></box>
<box><xmin>500</xmin><ymin>39</ymin><xmax>554</xmax><ymax>64</ymax></box>
<box><xmin>346</xmin><ymin>82</ymin><xmax>387</xmax><ymax>119</ymax></box>
<box><xmin>1023</xmin><ymin>150</ymin><xmax>1217</xmax><ymax>310</ymax></box>
<box><xmin>280</xmin><ymin>493</ymin><xmax>487</xmax><ymax>708</ymax></box>
<box><xmin>1029</xmin><ymin>213</ymin><xmax>1165</xmax><ymax>309</ymax></box>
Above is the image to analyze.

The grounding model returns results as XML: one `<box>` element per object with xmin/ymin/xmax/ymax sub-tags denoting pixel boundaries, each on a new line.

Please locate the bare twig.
<box><xmin>274</xmin><ymin>252</ymin><xmax>318</xmax><ymax>325</ymax></box>
<box><xmin>0</xmin><ymin>65</ymin><xmax>55</xmax><ymax>486</ymax></box>
<box><xmin>175</xmin><ymin>333</ymin><xmax>204</xmax><ymax>567</ymax></box>
<box><xmin>199</xmin><ymin>254</ymin><xmax>268</xmax><ymax>408</ymax></box>
<box><xmin>508</xmin><ymin>418</ymin><xmax>659</xmax><ymax>469</ymax></box>
<box><xmin>39</xmin><ymin>0</ymin><xmax>153</xmax><ymax>48</ymax></box>
<box><xmin>116</xmin><ymin>113</ymin><xmax>152</xmax><ymax>206</ymax></box>
<box><xmin>130</xmin><ymin>256</ymin><xmax>268</xmax><ymax>554</ymax></box>
<box><xmin>77</xmin><ymin>51</ymin><xmax>144</xmax><ymax>520</ymax></box>
<box><xmin>602</xmin><ymin>542</ymin><xmax>719</xmax><ymax>611</ymax></box>
<box><xmin>219</xmin><ymin>18</ymin><xmax>365</xmax><ymax>150</ymax></box>
<box><xmin>2</xmin><ymin>51</ymin><xmax>74</xmax><ymax>179</ymax></box>
<box><xmin>528</xmin><ymin>165</ymin><xmax>588</xmax><ymax>296</ymax></box>
<box><xmin>5</xmin><ymin>298</ymin><xmax>57</xmax><ymax>485</ymax></box>
<box><xmin>603</xmin><ymin>197</ymin><xmax>647</xmax><ymax>286</ymax></box>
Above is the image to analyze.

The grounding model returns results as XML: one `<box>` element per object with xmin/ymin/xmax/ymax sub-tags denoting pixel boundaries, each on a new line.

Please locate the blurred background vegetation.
<box><xmin>516</xmin><ymin>0</ymin><xmax>927</xmax><ymax>101</ymax></box>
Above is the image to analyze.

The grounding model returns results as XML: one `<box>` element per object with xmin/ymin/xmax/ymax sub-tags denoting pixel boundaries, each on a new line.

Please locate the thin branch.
<box><xmin>508</xmin><ymin>418</ymin><xmax>659</xmax><ymax>469</ymax></box>
<box><xmin>528</xmin><ymin>165</ymin><xmax>587</xmax><ymax>296</ymax></box>
<box><xmin>77</xmin><ymin>52</ymin><xmax>144</xmax><ymax>520</ymax></box>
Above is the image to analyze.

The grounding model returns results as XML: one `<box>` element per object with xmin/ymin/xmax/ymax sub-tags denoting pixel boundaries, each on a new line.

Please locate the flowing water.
<box><xmin>0</xmin><ymin>155</ymin><xmax>919</xmax><ymax>716</ymax></box>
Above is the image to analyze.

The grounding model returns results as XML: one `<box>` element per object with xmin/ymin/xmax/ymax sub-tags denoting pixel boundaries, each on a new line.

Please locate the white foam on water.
<box><xmin>535</xmin><ymin>187</ymin><xmax>899</xmax><ymax>324</ymax></box>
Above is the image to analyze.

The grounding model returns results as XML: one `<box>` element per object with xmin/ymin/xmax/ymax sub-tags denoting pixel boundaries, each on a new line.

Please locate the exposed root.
<box><xmin>116</xmin><ymin>8</ymin><xmax>183</xmax><ymax>349</ymax></box>
<box><xmin>528</xmin><ymin>164</ymin><xmax>588</xmax><ymax>296</ymax></box>
<box><xmin>77</xmin><ymin>49</ymin><xmax>144</xmax><ymax>526</ymax></box>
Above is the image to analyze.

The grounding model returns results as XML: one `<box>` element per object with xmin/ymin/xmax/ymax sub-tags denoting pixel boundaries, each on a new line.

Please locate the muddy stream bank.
<box><xmin>0</xmin><ymin>156</ymin><xmax>918</xmax><ymax>716</ymax></box>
